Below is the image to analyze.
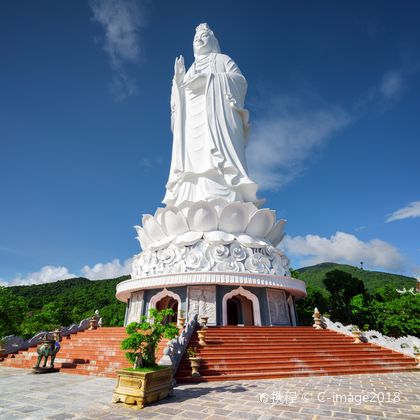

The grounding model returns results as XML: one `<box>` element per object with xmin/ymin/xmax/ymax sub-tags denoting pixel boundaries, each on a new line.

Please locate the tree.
<box><xmin>368</xmin><ymin>293</ymin><xmax>420</xmax><ymax>337</ymax></box>
<box><xmin>19</xmin><ymin>302</ymin><xmax>69</xmax><ymax>338</ymax></box>
<box><xmin>121</xmin><ymin>308</ymin><xmax>179</xmax><ymax>368</ymax></box>
<box><xmin>323</xmin><ymin>270</ymin><xmax>367</xmax><ymax>323</ymax></box>
<box><xmin>0</xmin><ymin>287</ymin><xmax>28</xmax><ymax>338</ymax></box>
<box><xmin>296</xmin><ymin>286</ymin><xmax>329</xmax><ymax>325</ymax></box>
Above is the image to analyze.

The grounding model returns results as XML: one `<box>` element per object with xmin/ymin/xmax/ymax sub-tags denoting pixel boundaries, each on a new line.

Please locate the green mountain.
<box><xmin>296</xmin><ymin>262</ymin><xmax>417</xmax><ymax>293</ymax></box>
<box><xmin>2</xmin><ymin>276</ymin><xmax>130</xmax><ymax>338</ymax></box>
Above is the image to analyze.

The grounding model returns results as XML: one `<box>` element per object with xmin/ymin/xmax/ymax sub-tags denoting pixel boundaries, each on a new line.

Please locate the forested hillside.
<box><xmin>1</xmin><ymin>276</ymin><xmax>129</xmax><ymax>339</ymax></box>
<box><xmin>295</xmin><ymin>264</ymin><xmax>419</xmax><ymax>337</ymax></box>
<box><xmin>297</xmin><ymin>262</ymin><xmax>417</xmax><ymax>292</ymax></box>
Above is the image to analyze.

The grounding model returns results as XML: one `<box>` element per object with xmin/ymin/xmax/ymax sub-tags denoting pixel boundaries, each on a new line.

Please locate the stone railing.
<box><xmin>1</xmin><ymin>311</ymin><xmax>101</xmax><ymax>356</ymax></box>
<box><xmin>159</xmin><ymin>314</ymin><xmax>198</xmax><ymax>373</ymax></box>
<box><xmin>320</xmin><ymin>315</ymin><xmax>420</xmax><ymax>358</ymax></box>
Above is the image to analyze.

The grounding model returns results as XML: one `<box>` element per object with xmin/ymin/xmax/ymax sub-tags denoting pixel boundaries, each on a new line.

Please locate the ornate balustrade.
<box><xmin>1</xmin><ymin>311</ymin><xmax>101</xmax><ymax>356</ymax></box>
<box><xmin>320</xmin><ymin>314</ymin><xmax>420</xmax><ymax>358</ymax></box>
<box><xmin>159</xmin><ymin>314</ymin><xmax>198</xmax><ymax>373</ymax></box>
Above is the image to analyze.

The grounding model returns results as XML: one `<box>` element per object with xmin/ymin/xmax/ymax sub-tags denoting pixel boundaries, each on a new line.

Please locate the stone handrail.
<box><xmin>1</xmin><ymin>311</ymin><xmax>100</xmax><ymax>356</ymax></box>
<box><xmin>321</xmin><ymin>316</ymin><xmax>420</xmax><ymax>358</ymax></box>
<box><xmin>159</xmin><ymin>314</ymin><xmax>198</xmax><ymax>373</ymax></box>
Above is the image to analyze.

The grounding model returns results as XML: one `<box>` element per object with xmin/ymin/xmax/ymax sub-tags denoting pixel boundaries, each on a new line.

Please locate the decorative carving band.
<box><xmin>132</xmin><ymin>239</ymin><xmax>290</xmax><ymax>279</ymax></box>
<box><xmin>116</xmin><ymin>271</ymin><xmax>307</xmax><ymax>302</ymax></box>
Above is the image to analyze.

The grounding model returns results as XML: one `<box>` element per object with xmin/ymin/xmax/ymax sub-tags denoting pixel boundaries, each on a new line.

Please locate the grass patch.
<box><xmin>123</xmin><ymin>365</ymin><xmax>169</xmax><ymax>373</ymax></box>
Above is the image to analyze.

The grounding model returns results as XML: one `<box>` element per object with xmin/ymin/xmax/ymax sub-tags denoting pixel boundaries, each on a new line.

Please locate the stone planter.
<box><xmin>414</xmin><ymin>352</ymin><xmax>420</xmax><ymax>368</ymax></box>
<box><xmin>197</xmin><ymin>329</ymin><xmax>207</xmax><ymax>346</ymax></box>
<box><xmin>352</xmin><ymin>329</ymin><xmax>362</xmax><ymax>344</ymax></box>
<box><xmin>200</xmin><ymin>316</ymin><xmax>209</xmax><ymax>329</ymax></box>
<box><xmin>112</xmin><ymin>367</ymin><xmax>173</xmax><ymax>409</ymax></box>
<box><xmin>189</xmin><ymin>357</ymin><xmax>202</xmax><ymax>377</ymax></box>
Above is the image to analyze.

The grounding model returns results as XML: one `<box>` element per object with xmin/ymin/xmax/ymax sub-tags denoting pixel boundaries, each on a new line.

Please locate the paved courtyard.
<box><xmin>0</xmin><ymin>367</ymin><xmax>418</xmax><ymax>419</ymax></box>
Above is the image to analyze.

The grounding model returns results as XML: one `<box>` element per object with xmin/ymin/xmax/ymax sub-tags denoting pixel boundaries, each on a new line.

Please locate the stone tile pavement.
<box><xmin>0</xmin><ymin>367</ymin><xmax>418</xmax><ymax>419</ymax></box>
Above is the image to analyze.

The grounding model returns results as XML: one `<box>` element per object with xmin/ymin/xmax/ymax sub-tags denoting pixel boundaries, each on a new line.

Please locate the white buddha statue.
<box><xmin>163</xmin><ymin>23</ymin><xmax>260</xmax><ymax>208</ymax></box>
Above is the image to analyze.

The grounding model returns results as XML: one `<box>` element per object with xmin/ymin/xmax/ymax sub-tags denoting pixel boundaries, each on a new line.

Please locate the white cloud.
<box><xmin>380</xmin><ymin>70</ymin><xmax>403</xmax><ymax>100</ymax></box>
<box><xmin>248</xmin><ymin>105</ymin><xmax>351</xmax><ymax>189</ymax></box>
<box><xmin>90</xmin><ymin>0</ymin><xmax>146</xmax><ymax>101</ymax></box>
<box><xmin>6</xmin><ymin>266</ymin><xmax>77</xmax><ymax>287</ymax></box>
<box><xmin>80</xmin><ymin>258</ymin><xmax>132</xmax><ymax>280</ymax></box>
<box><xmin>1</xmin><ymin>257</ymin><xmax>132</xmax><ymax>286</ymax></box>
<box><xmin>386</xmin><ymin>201</ymin><xmax>420</xmax><ymax>223</ymax></box>
<box><xmin>281</xmin><ymin>231</ymin><xmax>405</xmax><ymax>272</ymax></box>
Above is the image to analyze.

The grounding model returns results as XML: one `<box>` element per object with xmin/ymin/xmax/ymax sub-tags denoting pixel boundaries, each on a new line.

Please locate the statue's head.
<box><xmin>193</xmin><ymin>23</ymin><xmax>220</xmax><ymax>57</ymax></box>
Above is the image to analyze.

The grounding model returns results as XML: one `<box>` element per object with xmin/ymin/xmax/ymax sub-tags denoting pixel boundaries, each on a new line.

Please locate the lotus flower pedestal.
<box><xmin>116</xmin><ymin>200</ymin><xmax>307</xmax><ymax>327</ymax></box>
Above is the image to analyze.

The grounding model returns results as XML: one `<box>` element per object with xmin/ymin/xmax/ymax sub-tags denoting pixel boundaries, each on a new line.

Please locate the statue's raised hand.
<box><xmin>174</xmin><ymin>55</ymin><xmax>185</xmax><ymax>85</ymax></box>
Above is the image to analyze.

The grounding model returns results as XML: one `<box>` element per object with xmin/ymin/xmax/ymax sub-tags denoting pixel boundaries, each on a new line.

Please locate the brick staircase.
<box><xmin>1</xmin><ymin>327</ymin><xmax>168</xmax><ymax>378</ymax></box>
<box><xmin>175</xmin><ymin>326</ymin><xmax>418</xmax><ymax>383</ymax></box>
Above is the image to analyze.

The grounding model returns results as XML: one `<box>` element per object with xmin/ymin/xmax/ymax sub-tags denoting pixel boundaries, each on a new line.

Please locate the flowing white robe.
<box><xmin>163</xmin><ymin>53</ymin><xmax>259</xmax><ymax>207</ymax></box>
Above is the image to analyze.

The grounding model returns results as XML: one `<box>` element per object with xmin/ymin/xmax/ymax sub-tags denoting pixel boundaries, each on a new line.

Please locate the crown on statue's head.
<box><xmin>196</xmin><ymin>23</ymin><xmax>213</xmax><ymax>35</ymax></box>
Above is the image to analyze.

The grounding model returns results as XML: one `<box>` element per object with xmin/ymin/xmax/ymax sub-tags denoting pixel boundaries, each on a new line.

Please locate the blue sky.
<box><xmin>1</xmin><ymin>0</ymin><xmax>420</xmax><ymax>285</ymax></box>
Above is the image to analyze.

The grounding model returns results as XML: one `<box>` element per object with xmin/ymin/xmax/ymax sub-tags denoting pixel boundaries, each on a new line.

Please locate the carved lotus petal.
<box><xmin>142</xmin><ymin>214</ymin><xmax>165</xmax><ymax>242</ymax></box>
<box><xmin>219</xmin><ymin>203</ymin><xmax>249</xmax><ymax>234</ymax></box>
<box><xmin>161</xmin><ymin>206</ymin><xmax>189</xmax><ymax>236</ymax></box>
<box><xmin>246</xmin><ymin>209</ymin><xmax>276</xmax><ymax>238</ymax></box>
<box><xmin>203</xmin><ymin>230</ymin><xmax>235</xmax><ymax>244</ymax></box>
<box><xmin>265</xmin><ymin>219</ymin><xmax>286</xmax><ymax>246</ymax></box>
<box><xmin>134</xmin><ymin>225</ymin><xmax>152</xmax><ymax>251</ymax></box>
<box><xmin>236</xmin><ymin>234</ymin><xmax>265</xmax><ymax>248</ymax></box>
<box><xmin>149</xmin><ymin>235</ymin><xmax>175</xmax><ymax>252</ymax></box>
<box><xmin>187</xmin><ymin>201</ymin><xmax>218</xmax><ymax>232</ymax></box>
<box><xmin>208</xmin><ymin>198</ymin><xmax>229</xmax><ymax>217</ymax></box>
<box><xmin>154</xmin><ymin>207</ymin><xmax>165</xmax><ymax>223</ymax></box>
<box><xmin>174</xmin><ymin>231</ymin><xmax>203</xmax><ymax>247</ymax></box>
<box><xmin>243</xmin><ymin>202</ymin><xmax>258</xmax><ymax>215</ymax></box>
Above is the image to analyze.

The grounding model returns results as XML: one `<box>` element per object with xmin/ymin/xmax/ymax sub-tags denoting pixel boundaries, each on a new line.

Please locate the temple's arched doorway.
<box><xmin>222</xmin><ymin>286</ymin><xmax>262</xmax><ymax>326</ymax></box>
<box><xmin>156</xmin><ymin>296</ymin><xmax>178</xmax><ymax>324</ymax></box>
<box><xmin>148</xmin><ymin>288</ymin><xmax>181</xmax><ymax>325</ymax></box>
<box><xmin>226</xmin><ymin>295</ymin><xmax>254</xmax><ymax>325</ymax></box>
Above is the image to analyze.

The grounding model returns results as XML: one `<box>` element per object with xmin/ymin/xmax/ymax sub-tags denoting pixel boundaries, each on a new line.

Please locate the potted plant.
<box><xmin>187</xmin><ymin>346</ymin><xmax>202</xmax><ymax>377</ymax></box>
<box><xmin>178</xmin><ymin>309</ymin><xmax>186</xmax><ymax>327</ymax></box>
<box><xmin>112</xmin><ymin>308</ymin><xmax>179</xmax><ymax>409</ymax></box>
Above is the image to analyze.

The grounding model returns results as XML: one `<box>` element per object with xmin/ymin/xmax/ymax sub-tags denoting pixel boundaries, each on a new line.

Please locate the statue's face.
<box><xmin>193</xmin><ymin>30</ymin><xmax>213</xmax><ymax>55</ymax></box>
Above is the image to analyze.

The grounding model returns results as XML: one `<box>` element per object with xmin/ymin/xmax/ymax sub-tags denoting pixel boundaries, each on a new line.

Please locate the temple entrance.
<box><xmin>155</xmin><ymin>296</ymin><xmax>178</xmax><ymax>324</ymax></box>
<box><xmin>222</xmin><ymin>286</ymin><xmax>262</xmax><ymax>326</ymax></box>
<box><xmin>226</xmin><ymin>295</ymin><xmax>254</xmax><ymax>325</ymax></box>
